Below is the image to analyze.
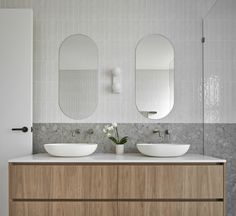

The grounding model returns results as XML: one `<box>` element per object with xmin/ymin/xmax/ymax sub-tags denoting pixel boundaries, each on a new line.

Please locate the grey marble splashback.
<box><xmin>33</xmin><ymin>123</ymin><xmax>203</xmax><ymax>154</ymax></box>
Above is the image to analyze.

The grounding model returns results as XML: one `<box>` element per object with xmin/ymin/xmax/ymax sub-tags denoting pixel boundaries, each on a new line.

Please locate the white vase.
<box><xmin>116</xmin><ymin>145</ymin><xmax>124</xmax><ymax>155</ymax></box>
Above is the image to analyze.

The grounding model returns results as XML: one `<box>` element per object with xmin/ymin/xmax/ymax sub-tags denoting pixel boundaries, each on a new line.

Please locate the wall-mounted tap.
<box><xmin>153</xmin><ymin>129</ymin><xmax>170</xmax><ymax>141</ymax></box>
<box><xmin>71</xmin><ymin>129</ymin><xmax>80</xmax><ymax>137</ymax></box>
<box><xmin>87</xmin><ymin>129</ymin><xmax>94</xmax><ymax>135</ymax></box>
<box><xmin>164</xmin><ymin>129</ymin><xmax>170</xmax><ymax>141</ymax></box>
<box><xmin>153</xmin><ymin>129</ymin><xmax>162</xmax><ymax>138</ymax></box>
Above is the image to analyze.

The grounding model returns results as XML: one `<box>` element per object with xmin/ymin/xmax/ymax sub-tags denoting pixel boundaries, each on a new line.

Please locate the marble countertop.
<box><xmin>9</xmin><ymin>153</ymin><xmax>226</xmax><ymax>163</ymax></box>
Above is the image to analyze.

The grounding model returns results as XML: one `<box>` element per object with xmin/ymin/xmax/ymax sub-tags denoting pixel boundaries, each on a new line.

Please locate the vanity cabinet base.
<box><xmin>9</xmin><ymin>163</ymin><xmax>226</xmax><ymax>216</ymax></box>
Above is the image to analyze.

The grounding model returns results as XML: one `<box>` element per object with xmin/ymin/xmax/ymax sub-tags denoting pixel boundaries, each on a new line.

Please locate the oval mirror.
<box><xmin>59</xmin><ymin>34</ymin><xmax>98</xmax><ymax>119</ymax></box>
<box><xmin>136</xmin><ymin>35</ymin><xmax>174</xmax><ymax>119</ymax></box>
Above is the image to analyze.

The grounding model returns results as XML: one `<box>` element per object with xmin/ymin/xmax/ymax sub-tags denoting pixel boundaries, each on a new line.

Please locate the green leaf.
<box><xmin>119</xmin><ymin>141</ymin><xmax>127</xmax><ymax>144</ymax></box>
<box><xmin>120</xmin><ymin>136</ymin><xmax>128</xmax><ymax>142</ymax></box>
<box><xmin>118</xmin><ymin>136</ymin><xmax>128</xmax><ymax>144</ymax></box>
<box><xmin>109</xmin><ymin>136</ymin><xmax>118</xmax><ymax>144</ymax></box>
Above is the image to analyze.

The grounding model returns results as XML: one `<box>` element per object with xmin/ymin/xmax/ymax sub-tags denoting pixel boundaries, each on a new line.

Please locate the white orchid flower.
<box><xmin>112</xmin><ymin>122</ymin><xmax>117</xmax><ymax>127</ymax></box>
<box><xmin>104</xmin><ymin>125</ymin><xmax>110</xmax><ymax>130</ymax></box>
<box><xmin>103</xmin><ymin>128</ymin><xmax>107</xmax><ymax>133</ymax></box>
<box><xmin>107</xmin><ymin>126</ymin><xmax>113</xmax><ymax>131</ymax></box>
<box><xmin>106</xmin><ymin>133</ymin><xmax>112</xmax><ymax>137</ymax></box>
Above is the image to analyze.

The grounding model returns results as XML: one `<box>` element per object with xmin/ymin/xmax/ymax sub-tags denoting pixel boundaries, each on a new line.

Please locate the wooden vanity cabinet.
<box><xmin>9</xmin><ymin>163</ymin><xmax>226</xmax><ymax>216</ymax></box>
<box><xmin>9</xmin><ymin>164</ymin><xmax>117</xmax><ymax>199</ymax></box>
<box><xmin>118</xmin><ymin>164</ymin><xmax>224</xmax><ymax>199</ymax></box>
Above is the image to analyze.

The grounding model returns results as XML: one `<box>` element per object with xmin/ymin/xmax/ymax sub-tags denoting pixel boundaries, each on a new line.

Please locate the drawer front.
<box><xmin>118</xmin><ymin>202</ymin><xmax>224</xmax><ymax>216</ymax></box>
<box><xmin>10</xmin><ymin>165</ymin><xmax>117</xmax><ymax>199</ymax></box>
<box><xmin>118</xmin><ymin>165</ymin><xmax>224</xmax><ymax>199</ymax></box>
<box><xmin>10</xmin><ymin>202</ymin><xmax>117</xmax><ymax>216</ymax></box>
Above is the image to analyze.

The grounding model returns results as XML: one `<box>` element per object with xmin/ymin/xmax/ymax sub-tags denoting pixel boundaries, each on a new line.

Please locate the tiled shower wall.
<box><xmin>204</xmin><ymin>0</ymin><xmax>236</xmax><ymax>123</ymax></box>
<box><xmin>203</xmin><ymin>1</ymin><xmax>236</xmax><ymax>215</ymax></box>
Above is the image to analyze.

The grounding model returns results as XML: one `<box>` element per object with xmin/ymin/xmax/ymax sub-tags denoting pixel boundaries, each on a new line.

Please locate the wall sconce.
<box><xmin>112</xmin><ymin>67</ymin><xmax>122</xmax><ymax>94</ymax></box>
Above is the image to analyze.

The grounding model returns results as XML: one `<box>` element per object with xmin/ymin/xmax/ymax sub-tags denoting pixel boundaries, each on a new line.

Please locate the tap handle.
<box><xmin>165</xmin><ymin>129</ymin><xmax>169</xmax><ymax>135</ymax></box>
<box><xmin>87</xmin><ymin>129</ymin><xmax>94</xmax><ymax>135</ymax></box>
<box><xmin>153</xmin><ymin>129</ymin><xmax>160</xmax><ymax>134</ymax></box>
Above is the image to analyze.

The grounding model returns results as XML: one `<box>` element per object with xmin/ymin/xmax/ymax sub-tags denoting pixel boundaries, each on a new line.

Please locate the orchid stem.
<box><xmin>115</xmin><ymin>127</ymin><xmax>120</xmax><ymax>143</ymax></box>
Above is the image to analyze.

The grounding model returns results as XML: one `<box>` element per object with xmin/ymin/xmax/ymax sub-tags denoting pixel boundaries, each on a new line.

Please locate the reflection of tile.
<box><xmin>205</xmin><ymin>81</ymin><xmax>236</xmax><ymax>123</ymax></box>
<box><xmin>204</xmin><ymin>78</ymin><xmax>223</xmax><ymax>123</ymax></box>
<box><xmin>204</xmin><ymin>61</ymin><xmax>233</xmax><ymax>83</ymax></box>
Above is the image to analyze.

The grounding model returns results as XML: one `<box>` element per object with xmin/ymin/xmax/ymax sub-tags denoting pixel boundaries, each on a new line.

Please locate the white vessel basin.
<box><xmin>137</xmin><ymin>143</ymin><xmax>190</xmax><ymax>157</ymax></box>
<box><xmin>44</xmin><ymin>143</ymin><xmax>98</xmax><ymax>157</ymax></box>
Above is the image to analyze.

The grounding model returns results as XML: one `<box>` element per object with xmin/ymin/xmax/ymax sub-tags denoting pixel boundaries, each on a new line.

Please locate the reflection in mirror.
<box><xmin>136</xmin><ymin>35</ymin><xmax>174</xmax><ymax>119</ymax></box>
<box><xmin>59</xmin><ymin>34</ymin><xmax>98</xmax><ymax>119</ymax></box>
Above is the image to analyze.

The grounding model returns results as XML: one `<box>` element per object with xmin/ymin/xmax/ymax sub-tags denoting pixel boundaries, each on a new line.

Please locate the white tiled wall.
<box><xmin>0</xmin><ymin>0</ymin><xmax>215</xmax><ymax>123</ymax></box>
<box><xmin>204</xmin><ymin>0</ymin><xmax>236</xmax><ymax>123</ymax></box>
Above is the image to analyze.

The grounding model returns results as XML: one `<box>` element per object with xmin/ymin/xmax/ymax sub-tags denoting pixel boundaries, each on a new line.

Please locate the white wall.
<box><xmin>0</xmin><ymin>0</ymin><xmax>216</xmax><ymax>123</ymax></box>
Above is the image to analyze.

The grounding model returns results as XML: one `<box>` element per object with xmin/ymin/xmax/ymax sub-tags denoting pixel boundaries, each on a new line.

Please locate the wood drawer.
<box><xmin>118</xmin><ymin>165</ymin><xmax>224</xmax><ymax>199</ymax></box>
<box><xmin>10</xmin><ymin>164</ymin><xmax>117</xmax><ymax>199</ymax></box>
<box><xmin>118</xmin><ymin>202</ymin><xmax>224</xmax><ymax>216</ymax></box>
<box><xmin>10</xmin><ymin>202</ymin><xmax>117</xmax><ymax>216</ymax></box>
